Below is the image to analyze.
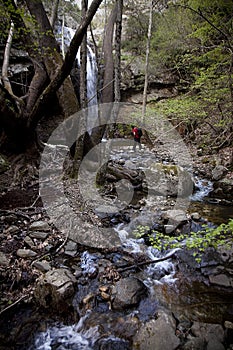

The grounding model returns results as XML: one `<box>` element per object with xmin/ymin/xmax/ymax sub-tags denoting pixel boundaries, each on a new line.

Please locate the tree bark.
<box><xmin>101</xmin><ymin>3</ymin><xmax>117</xmax><ymax>103</ymax></box>
<box><xmin>114</xmin><ymin>0</ymin><xmax>123</xmax><ymax>103</ymax></box>
<box><xmin>27</xmin><ymin>0</ymin><xmax>104</xmax><ymax>130</ymax></box>
<box><xmin>142</xmin><ymin>0</ymin><xmax>153</xmax><ymax>123</ymax></box>
<box><xmin>25</xmin><ymin>0</ymin><xmax>79</xmax><ymax>119</ymax></box>
<box><xmin>2</xmin><ymin>21</ymin><xmax>14</xmax><ymax>95</ymax></box>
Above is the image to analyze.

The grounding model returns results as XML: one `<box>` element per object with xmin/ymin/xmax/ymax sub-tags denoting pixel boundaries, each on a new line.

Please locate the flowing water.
<box><xmin>28</xmin><ymin>144</ymin><xmax>233</xmax><ymax>349</ymax></box>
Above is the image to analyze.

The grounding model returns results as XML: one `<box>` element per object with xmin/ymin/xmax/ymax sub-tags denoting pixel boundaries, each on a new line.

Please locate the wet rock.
<box><xmin>34</xmin><ymin>268</ymin><xmax>77</xmax><ymax>311</ymax></box>
<box><xmin>32</xmin><ymin>260</ymin><xmax>51</xmax><ymax>272</ymax></box>
<box><xmin>133</xmin><ymin>309</ymin><xmax>180</xmax><ymax>350</ymax></box>
<box><xmin>98</xmin><ymin>338</ymin><xmax>130</xmax><ymax>350</ymax></box>
<box><xmin>216</xmin><ymin>244</ymin><xmax>233</xmax><ymax>263</ymax></box>
<box><xmin>0</xmin><ymin>251</ymin><xmax>10</xmax><ymax>266</ymax></box>
<box><xmin>112</xmin><ymin>277</ymin><xmax>147</xmax><ymax>310</ymax></box>
<box><xmin>209</xmin><ymin>273</ymin><xmax>231</xmax><ymax>287</ymax></box>
<box><xmin>16</xmin><ymin>249</ymin><xmax>37</xmax><ymax>258</ymax></box>
<box><xmin>210</xmin><ymin>176</ymin><xmax>233</xmax><ymax>202</ymax></box>
<box><xmin>29</xmin><ymin>231</ymin><xmax>49</xmax><ymax>240</ymax></box>
<box><xmin>183</xmin><ymin>337</ymin><xmax>205</xmax><ymax>350</ymax></box>
<box><xmin>212</xmin><ymin>165</ymin><xmax>228</xmax><ymax>181</ymax></box>
<box><xmin>144</xmin><ymin>163</ymin><xmax>194</xmax><ymax>197</ymax></box>
<box><xmin>191</xmin><ymin>212</ymin><xmax>201</xmax><ymax>221</ymax></box>
<box><xmin>191</xmin><ymin>322</ymin><xmax>225</xmax><ymax>348</ymax></box>
<box><xmin>64</xmin><ymin>240</ymin><xmax>78</xmax><ymax>257</ymax></box>
<box><xmin>29</xmin><ymin>221</ymin><xmax>50</xmax><ymax>232</ymax></box>
<box><xmin>163</xmin><ymin>209</ymin><xmax>188</xmax><ymax>224</ymax></box>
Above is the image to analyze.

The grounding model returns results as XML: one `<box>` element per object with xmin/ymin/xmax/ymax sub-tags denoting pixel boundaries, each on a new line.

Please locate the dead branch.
<box><xmin>117</xmin><ymin>251</ymin><xmax>176</xmax><ymax>273</ymax></box>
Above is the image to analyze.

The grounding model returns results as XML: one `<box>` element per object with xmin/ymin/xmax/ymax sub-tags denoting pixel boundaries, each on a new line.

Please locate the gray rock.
<box><xmin>163</xmin><ymin>209</ymin><xmax>188</xmax><ymax>224</ymax></box>
<box><xmin>32</xmin><ymin>260</ymin><xmax>51</xmax><ymax>272</ymax></box>
<box><xmin>29</xmin><ymin>231</ymin><xmax>49</xmax><ymax>240</ymax></box>
<box><xmin>212</xmin><ymin>165</ymin><xmax>227</xmax><ymax>181</ymax></box>
<box><xmin>183</xmin><ymin>337</ymin><xmax>205</xmax><ymax>350</ymax></box>
<box><xmin>207</xmin><ymin>338</ymin><xmax>225</xmax><ymax>350</ymax></box>
<box><xmin>34</xmin><ymin>268</ymin><xmax>77</xmax><ymax>310</ymax></box>
<box><xmin>191</xmin><ymin>322</ymin><xmax>225</xmax><ymax>344</ymax></box>
<box><xmin>112</xmin><ymin>277</ymin><xmax>147</xmax><ymax>310</ymax></box>
<box><xmin>144</xmin><ymin>163</ymin><xmax>194</xmax><ymax>198</ymax></box>
<box><xmin>24</xmin><ymin>236</ymin><xmax>35</xmax><ymax>248</ymax></box>
<box><xmin>64</xmin><ymin>240</ymin><xmax>78</xmax><ymax>257</ymax></box>
<box><xmin>133</xmin><ymin>310</ymin><xmax>180</xmax><ymax>350</ymax></box>
<box><xmin>191</xmin><ymin>212</ymin><xmax>201</xmax><ymax>221</ymax></box>
<box><xmin>209</xmin><ymin>274</ymin><xmax>231</xmax><ymax>287</ymax></box>
<box><xmin>16</xmin><ymin>249</ymin><xmax>37</xmax><ymax>258</ymax></box>
<box><xmin>5</xmin><ymin>225</ymin><xmax>19</xmax><ymax>234</ymax></box>
<box><xmin>29</xmin><ymin>221</ymin><xmax>50</xmax><ymax>232</ymax></box>
<box><xmin>0</xmin><ymin>252</ymin><xmax>10</xmax><ymax>266</ymax></box>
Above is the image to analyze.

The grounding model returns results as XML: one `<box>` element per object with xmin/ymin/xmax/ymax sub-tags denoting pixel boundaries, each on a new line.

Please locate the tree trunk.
<box><xmin>2</xmin><ymin>21</ymin><xmax>14</xmax><ymax>95</ymax></box>
<box><xmin>25</xmin><ymin>0</ymin><xmax>79</xmax><ymax>120</ymax></box>
<box><xmin>101</xmin><ymin>3</ymin><xmax>117</xmax><ymax>103</ymax></box>
<box><xmin>142</xmin><ymin>0</ymin><xmax>153</xmax><ymax>123</ymax></box>
<box><xmin>114</xmin><ymin>0</ymin><xmax>123</xmax><ymax>103</ymax></box>
<box><xmin>27</xmin><ymin>0</ymin><xmax>104</xmax><ymax>130</ymax></box>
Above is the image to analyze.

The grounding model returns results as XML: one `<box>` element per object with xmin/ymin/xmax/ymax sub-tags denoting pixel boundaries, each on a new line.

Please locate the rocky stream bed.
<box><xmin>0</xmin><ymin>143</ymin><xmax>233</xmax><ymax>350</ymax></box>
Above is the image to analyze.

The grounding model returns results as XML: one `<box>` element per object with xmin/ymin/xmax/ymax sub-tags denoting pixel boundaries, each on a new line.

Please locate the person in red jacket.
<box><xmin>131</xmin><ymin>125</ymin><xmax>142</xmax><ymax>151</ymax></box>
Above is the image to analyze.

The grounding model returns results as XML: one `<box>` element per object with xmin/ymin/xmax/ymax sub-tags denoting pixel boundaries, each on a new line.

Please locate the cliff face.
<box><xmin>120</xmin><ymin>58</ymin><xmax>179</xmax><ymax>103</ymax></box>
<box><xmin>0</xmin><ymin>45</ymin><xmax>33</xmax><ymax>97</ymax></box>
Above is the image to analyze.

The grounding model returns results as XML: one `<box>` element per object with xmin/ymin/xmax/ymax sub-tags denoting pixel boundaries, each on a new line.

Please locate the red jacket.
<box><xmin>132</xmin><ymin>127</ymin><xmax>140</xmax><ymax>139</ymax></box>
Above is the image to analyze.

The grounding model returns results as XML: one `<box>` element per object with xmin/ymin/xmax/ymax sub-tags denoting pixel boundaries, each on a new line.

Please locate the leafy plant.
<box><xmin>133</xmin><ymin>219</ymin><xmax>233</xmax><ymax>263</ymax></box>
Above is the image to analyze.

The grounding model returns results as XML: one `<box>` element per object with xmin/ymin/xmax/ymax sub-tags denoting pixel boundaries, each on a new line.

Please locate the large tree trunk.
<box><xmin>1</xmin><ymin>0</ymin><xmax>103</xmax><ymax>153</ymax></box>
<box><xmin>101</xmin><ymin>3</ymin><xmax>117</xmax><ymax>103</ymax></box>
<box><xmin>89</xmin><ymin>3</ymin><xmax>118</xmax><ymax>148</ymax></box>
<box><xmin>25</xmin><ymin>0</ymin><xmax>79</xmax><ymax>119</ymax></box>
<box><xmin>27</xmin><ymin>0</ymin><xmax>104</xmax><ymax>130</ymax></box>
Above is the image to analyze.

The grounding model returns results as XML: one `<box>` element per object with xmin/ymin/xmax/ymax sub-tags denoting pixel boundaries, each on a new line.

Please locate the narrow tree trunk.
<box><xmin>114</xmin><ymin>0</ymin><xmax>123</xmax><ymax>103</ymax></box>
<box><xmin>2</xmin><ymin>21</ymin><xmax>14</xmax><ymax>95</ymax></box>
<box><xmin>142</xmin><ymin>0</ymin><xmax>153</xmax><ymax>123</ymax></box>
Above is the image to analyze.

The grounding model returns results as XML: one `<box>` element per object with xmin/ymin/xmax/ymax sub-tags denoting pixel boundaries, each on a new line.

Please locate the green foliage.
<box><xmin>133</xmin><ymin>219</ymin><xmax>233</xmax><ymax>263</ymax></box>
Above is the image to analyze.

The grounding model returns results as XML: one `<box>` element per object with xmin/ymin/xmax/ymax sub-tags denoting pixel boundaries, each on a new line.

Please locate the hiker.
<box><xmin>131</xmin><ymin>125</ymin><xmax>142</xmax><ymax>151</ymax></box>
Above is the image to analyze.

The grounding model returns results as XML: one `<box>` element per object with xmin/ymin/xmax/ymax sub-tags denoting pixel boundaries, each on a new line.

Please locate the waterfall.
<box><xmin>55</xmin><ymin>25</ymin><xmax>98</xmax><ymax>131</ymax></box>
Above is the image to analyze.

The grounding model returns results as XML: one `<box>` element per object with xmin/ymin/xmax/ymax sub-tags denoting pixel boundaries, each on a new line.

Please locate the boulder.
<box><xmin>34</xmin><ymin>268</ymin><xmax>77</xmax><ymax>311</ymax></box>
<box><xmin>210</xmin><ymin>175</ymin><xmax>233</xmax><ymax>202</ymax></box>
<box><xmin>112</xmin><ymin>277</ymin><xmax>147</xmax><ymax>310</ymax></box>
<box><xmin>212</xmin><ymin>165</ymin><xmax>228</xmax><ymax>181</ymax></box>
<box><xmin>143</xmin><ymin>163</ymin><xmax>194</xmax><ymax>198</ymax></box>
<box><xmin>133</xmin><ymin>309</ymin><xmax>180</xmax><ymax>350</ymax></box>
<box><xmin>191</xmin><ymin>322</ymin><xmax>225</xmax><ymax>349</ymax></box>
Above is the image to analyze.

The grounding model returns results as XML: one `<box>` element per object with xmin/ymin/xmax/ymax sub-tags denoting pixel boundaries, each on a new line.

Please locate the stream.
<box><xmin>25</xmin><ymin>144</ymin><xmax>233</xmax><ymax>350</ymax></box>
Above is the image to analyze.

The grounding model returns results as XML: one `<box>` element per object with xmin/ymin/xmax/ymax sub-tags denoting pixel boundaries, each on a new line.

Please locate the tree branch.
<box><xmin>117</xmin><ymin>251</ymin><xmax>176</xmax><ymax>273</ymax></box>
<box><xmin>27</xmin><ymin>0</ymin><xmax>104</xmax><ymax>129</ymax></box>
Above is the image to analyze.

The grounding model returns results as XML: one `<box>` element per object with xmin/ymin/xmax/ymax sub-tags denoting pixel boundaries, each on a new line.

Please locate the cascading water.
<box><xmin>55</xmin><ymin>25</ymin><xmax>98</xmax><ymax>132</ymax></box>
